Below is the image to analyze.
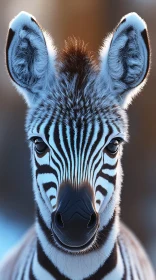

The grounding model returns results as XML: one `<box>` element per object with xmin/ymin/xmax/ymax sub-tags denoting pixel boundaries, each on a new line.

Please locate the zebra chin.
<box><xmin>51</xmin><ymin>182</ymin><xmax>99</xmax><ymax>253</ymax></box>
<box><xmin>52</xmin><ymin>229</ymin><xmax>98</xmax><ymax>254</ymax></box>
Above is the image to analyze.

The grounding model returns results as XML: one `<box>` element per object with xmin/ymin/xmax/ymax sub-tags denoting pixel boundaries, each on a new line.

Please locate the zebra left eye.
<box><xmin>33</xmin><ymin>137</ymin><xmax>48</xmax><ymax>154</ymax></box>
<box><xmin>106</xmin><ymin>138</ymin><xmax>122</xmax><ymax>154</ymax></box>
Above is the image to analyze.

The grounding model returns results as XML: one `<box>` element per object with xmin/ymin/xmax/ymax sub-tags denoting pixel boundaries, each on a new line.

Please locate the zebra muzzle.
<box><xmin>52</xmin><ymin>182</ymin><xmax>99</xmax><ymax>251</ymax></box>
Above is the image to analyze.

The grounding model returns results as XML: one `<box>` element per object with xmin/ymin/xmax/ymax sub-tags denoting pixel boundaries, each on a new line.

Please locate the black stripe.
<box><xmin>76</xmin><ymin>121</ymin><xmax>81</xmax><ymax>182</ymax></box>
<box><xmin>29</xmin><ymin>103</ymin><xmax>51</xmax><ymax>134</ymax></box>
<box><xmin>69</xmin><ymin>120</ymin><xmax>76</xmax><ymax>180</ymax></box>
<box><xmin>92</xmin><ymin>157</ymin><xmax>101</xmax><ymax>180</ymax></box>
<box><xmin>27</xmin><ymin>106</ymin><xmax>43</xmax><ymax>133</ymax></box>
<box><xmin>130</xmin><ymin>265</ymin><xmax>134</xmax><ymax>280</ymax></box>
<box><xmin>21</xmin><ymin>248</ymin><xmax>35</xmax><ymax>280</ymax></box>
<box><xmin>36</xmin><ymin>112</ymin><xmax>48</xmax><ymax>133</ymax></box>
<box><xmin>102</xmin><ymin>161</ymin><xmax>118</xmax><ymax>170</ymax></box>
<box><xmin>44</xmin><ymin>108</ymin><xmax>58</xmax><ymax>144</ymax></box>
<box><xmin>96</xmin><ymin>185</ymin><xmax>107</xmax><ymax>196</ymax></box>
<box><xmin>53</xmin><ymin>123</ymin><xmax>68</xmax><ymax>176</ymax></box>
<box><xmin>37</xmin><ymin>241</ymin><xmax>71</xmax><ymax>280</ymax></box>
<box><xmin>112</xmin><ymin>120</ymin><xmax>120</xmax><ymax>132</ymax></box>
<box><xmin>81</xmin><ymin>121</ymin><xmax>88</xmax><ymax>155</ymax></box>
<box><xmin>84</xmin><ymin>243</ymin><xmax>117</xmax><ymax>280</ymax></box>
<box><xmin>102</xmin><ymin>173</ymin><xmax>116</xmax><ymax>185</ymax></box>
<box><xmin>43</xmin><ymin>182</ymin><xmax>57</xmax><ymax>192</ymax></box>
<box><xmin>83</xmin><ymin>122</ymin><xmax>94</xmax><ymax>177</ymax></box>
<box><xmin>50</xmin><ymin>195</ymin><xmax>56</xmax><ymax>201</ymax></box>
<box><xmin>88</xmin><ymin>120</ymin><xmax>104</xmax><ymax>171</ymax></box>
<box><xmin>29</xmin><ymin>252</ymin><xmax>37</xmax><ymax>280</ymax></box>
<box><xmin>105</xmin><ymin>122</ymin><xmax>113</xmax><ymax>144</ymax></box>
<box><xmin>35</xmin><ymin>159</ymin><xmax>58</xmax><ymax>181</ymax></box>
<box><xmin>76</xmin><ymin>121</ymin><xmax>81</xmax><ymax>159</ymax></box>
<box><xmin>62</xmin><ymin>123</ymin><xmax>72</xmax><ymax>177</ymax></box>
<box><xmin>96</xmin><ymin>199</ymin><xmax>101</xmax><ymax>204</ymax></box>
<box><xmin>37</xmin><ymin>208</ymin><xmax>52</xmax><ymax>244</ymax></box>
<box><xmin>96</xmin><ymin>211</ymin><xmax>116</xmax><ymax>249</ymax></box>
<box><xmin>50</xmin><ymin>147</ymin><xmax>64</xmax><ymax>174</ymax></box>
<box><xmin>95</xmin><ymin>170</ymin><xmax>116</xmax><ymax>187</ymax></box>
<box><xmin>50</xmin><ymin>153</ymin><xmax>62</xmax><ymax>178</ymax></box>
<box><xmin>118</xmin><ymin>241</ymin><xmax>127</xmax><ymax>280</ymax></box>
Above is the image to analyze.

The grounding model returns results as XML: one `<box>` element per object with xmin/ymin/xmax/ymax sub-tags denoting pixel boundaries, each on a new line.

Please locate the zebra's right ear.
<box><xmin>6</xmin><ymin>11</ymin><xmax>56</xmax><ymax>107</ymax></box>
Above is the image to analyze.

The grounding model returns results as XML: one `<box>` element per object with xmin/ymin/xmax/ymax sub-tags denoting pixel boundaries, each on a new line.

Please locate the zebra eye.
<box><xmin>33</xmin><ymin>137</ymin><xmax>48</xmax><ymax>154</ymax></box>
<box><xmin>106</xmin><ymin>138</ymin><xmax>122</xmax><ymax>154</ymax></box>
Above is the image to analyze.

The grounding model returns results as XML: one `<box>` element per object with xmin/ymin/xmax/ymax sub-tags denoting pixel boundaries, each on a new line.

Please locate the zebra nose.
<box><xmin>55</xmin><ymin>206</ymin><xmax>97</xmax><ymax>230</ymax></box>
<box><xmin>52</xmin><ymin>183</ymin><xmax>99</xmax><ymax>249</ymax></box>
<box><xmin>53</xmin><ymin>204</ymin><xmax>98</xmax><ymax>248</ymax></box>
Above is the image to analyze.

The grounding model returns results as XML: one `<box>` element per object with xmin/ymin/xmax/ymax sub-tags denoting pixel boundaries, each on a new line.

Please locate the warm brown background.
<box><xmin>0</xmin><ymin>0</ymin><xmax>155</xmax><ymax>270</ymax></box>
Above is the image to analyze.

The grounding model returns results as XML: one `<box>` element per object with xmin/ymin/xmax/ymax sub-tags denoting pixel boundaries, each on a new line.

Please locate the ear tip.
<box><xmin>15</xmin><ymin>10</ymin><xmax>32</xmax><ymax>17</ymax></box>
<box><xmin>120</xmin><ymin>12</ymin><xmax>147</xmax><ymax>31</ymax></box>
<box><xmin>9</xmin><ymin>11</ymin><xmax>36</xmax><ymax>30</ymax></box>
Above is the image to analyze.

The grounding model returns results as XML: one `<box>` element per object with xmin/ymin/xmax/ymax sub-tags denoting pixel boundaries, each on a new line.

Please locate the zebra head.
<box><xmin>6</xmin><ymin>12</ymin><xmax>150</xmax><ymax>253</ymax></box>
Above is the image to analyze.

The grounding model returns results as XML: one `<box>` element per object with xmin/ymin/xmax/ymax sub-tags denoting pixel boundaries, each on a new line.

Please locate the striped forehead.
<box><xmin>26</xmin><ymin>71</ymin><xmax>128</xmax><ymax>139</ymax></box>
<box><xmin>27</xmin><ymin>106</ymin><xmax>126</xmax><ymax>145</ymax></box>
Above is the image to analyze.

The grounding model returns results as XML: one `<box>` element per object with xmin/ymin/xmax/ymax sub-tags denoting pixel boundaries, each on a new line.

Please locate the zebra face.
<box><xmin>29</xmin><ymin>118</ymin><xmax>125</xmax><ymax>212</ymax></box>
<box><xmin>6</xmin><ymin>12</ymin><xmax>150</xmax><ymax>253</ymax></box>
<box><xmin>27</xmin><ymin>108</ymin><xmax>126</xmax><ymax>252</ymax></box>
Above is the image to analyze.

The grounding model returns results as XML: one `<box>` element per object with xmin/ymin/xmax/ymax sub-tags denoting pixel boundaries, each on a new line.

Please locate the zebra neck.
<box><xmin>33</xmin><ymin>208</ymin><xmax>124</xmax><ymax>280</ymax></box>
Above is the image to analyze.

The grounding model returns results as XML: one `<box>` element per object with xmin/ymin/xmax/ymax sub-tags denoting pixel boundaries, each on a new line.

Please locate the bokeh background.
<box><xmin>0</xmin><ymin>0</ymin><xmax>155</xmax><ymax>271</ymax></box>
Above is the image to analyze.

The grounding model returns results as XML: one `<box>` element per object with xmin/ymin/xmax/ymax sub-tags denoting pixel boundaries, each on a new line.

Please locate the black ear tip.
<box><xmin>141</xmin><ymin>29</ymin><xmax>150</xmax><ymax>49</ymax></box>
<box><xmin>31</xmin><ymin>17</ymin><xmax>40</xmax><ymax>27</ymax></box>
<box><xmin>31</xmin><ymin>17</ymin><xmax>36</xmax><ymax>23</ymax></box>
<box><xmin>141</xmin><ymin>28</ymin><xmax>150</xmax><ymax>79</ymax></box>
<box><xmin>6</xmin><ymin>28</ymin><xmax>15</xmax><ymax>81</ymax></box>
<box><xmin>120</xmin><ymin>18</ymin><xmax>126</xmax><ymax>24</ymax></box>
<box><xmin>6</xmin><ymin>28</ymin><xmax>15</xmax><ymax>53</ymax></box>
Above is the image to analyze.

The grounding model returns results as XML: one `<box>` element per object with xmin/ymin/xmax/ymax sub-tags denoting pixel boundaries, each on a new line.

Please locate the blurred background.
<box><xmin>0</xmin><ymin>0</ymin><xmax>155</xmax><ymax>270</ymax></box>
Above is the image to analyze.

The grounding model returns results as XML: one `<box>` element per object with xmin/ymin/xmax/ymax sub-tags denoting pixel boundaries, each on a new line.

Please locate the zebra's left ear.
<box><xmin>99</xmin><ymin>13</ymin><xmax>151</xmax><ymax>109</ymax></box>
<box><xmin>6</xmin><ymin>11</ymin><xmax>56</xmax><ymax>107</ymax></box>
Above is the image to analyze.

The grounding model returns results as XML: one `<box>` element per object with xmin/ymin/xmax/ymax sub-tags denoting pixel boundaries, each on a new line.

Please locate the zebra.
<box><xmin>0</xmin><ymin>10</ymin><xmax>155</xmax><ymax>280</ymax></box>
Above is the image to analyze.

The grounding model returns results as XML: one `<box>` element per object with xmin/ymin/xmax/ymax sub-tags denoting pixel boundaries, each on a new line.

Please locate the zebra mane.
<box><xmin>59</xmin><ymin>37</ymin><xmax>97</xmax><ymax>90</ymax></box>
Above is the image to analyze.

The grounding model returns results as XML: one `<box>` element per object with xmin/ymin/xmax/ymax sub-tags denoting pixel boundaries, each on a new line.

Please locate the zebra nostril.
<box><xmin>87</xmin><ymin>213</ymin><xmax>97</xmax><ymax>229</ymax></box>
<box><xmin>55</xmin><ymin>212</ymin><xmax>64</xmax><ymax>228</ymax></box>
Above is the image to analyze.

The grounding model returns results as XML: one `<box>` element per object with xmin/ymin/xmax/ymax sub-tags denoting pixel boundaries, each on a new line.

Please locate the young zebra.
<box><xmin>0</xmin><ymin>11</ymin><xmax>155</xmax><ymax>280</ymax></box>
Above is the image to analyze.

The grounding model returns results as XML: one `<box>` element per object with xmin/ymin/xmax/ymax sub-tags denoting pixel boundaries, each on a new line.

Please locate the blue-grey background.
<box><xmin>0</xmin><ymin>0</ymin><xmax>155</xmax><ymax>270</ymax></box>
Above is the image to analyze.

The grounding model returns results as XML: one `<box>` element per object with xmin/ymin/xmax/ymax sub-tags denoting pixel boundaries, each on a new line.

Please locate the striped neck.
<box><xmin>33</xmin><ymin>204</ymin><xmax>125</xmax><ymax>280</ymax></box>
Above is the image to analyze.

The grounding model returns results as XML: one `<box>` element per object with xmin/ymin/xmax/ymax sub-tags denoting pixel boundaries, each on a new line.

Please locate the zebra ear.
<box><xmin>99</xmin><ymin>13</ymin><xmax>150</xmax><ymax>109</ymax></box>
<box><xmin>6</xmin><ymin>11</ymin><xmax>56</xmax><ymax>107</ymax></box>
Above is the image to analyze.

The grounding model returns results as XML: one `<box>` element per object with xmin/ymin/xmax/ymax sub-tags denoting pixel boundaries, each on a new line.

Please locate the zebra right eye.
<box><xmin>33</xmin><ymin>137</ymin><xmax>48</xmax><ymax>154</ymax></box>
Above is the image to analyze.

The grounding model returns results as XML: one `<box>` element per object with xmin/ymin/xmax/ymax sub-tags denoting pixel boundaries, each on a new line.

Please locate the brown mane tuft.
<box><xmin>59</xmin><ymin>37</ymin><xmax>97</xmax><ymax>89</ymax></box>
